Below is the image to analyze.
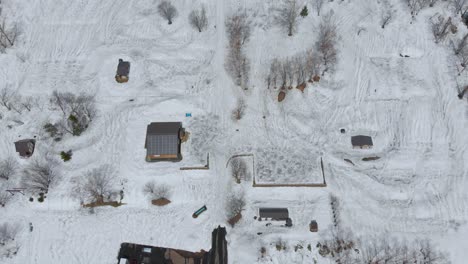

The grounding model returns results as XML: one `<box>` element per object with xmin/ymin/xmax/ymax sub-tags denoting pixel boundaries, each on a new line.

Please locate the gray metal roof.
<box><xmin>351</xmin><ymin>135</ymin><xmax>373</xmax><ymax>146</ymax></box>
<box><xmin>117</xmin><ymin>59</ymin><xmax>130</xmax><ymax>76</ymax></box>
<box><xmin>146</xmin><ymin>134</ymin><xmax>179</xmax><ymax>155</ymax></box>
<box><xmin>259</xmin><ymin>208</ymin><xmax>289</xmax><ymax>220</ymax></box>
<box><xmin>146</xmin><ymin>122</ymin><xmax>181</xmax><ymax>135</ymax></box>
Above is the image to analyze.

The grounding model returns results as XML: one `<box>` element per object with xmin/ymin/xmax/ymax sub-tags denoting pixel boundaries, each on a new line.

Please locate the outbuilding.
<box><xmin>309</xmin><ymin>220</ymin><xmax>318</xmax><ymax>232</ymax></box>
<box><xmin>14</xmin><ymin>139</ymin><xmax>35</xmax><ymax>158</ymax></box>
<box><xmin>351</xmin><ymin>135</ymin><xmax>373</xmax><ymax>149</ymax></box>
<box><xmin>145</xmin><ymin>122</ymin><xmax>185</xmax><ymax>162</ymax></box>
<box><xmin>115</xmin><ymin>59</ymin><xmax>130</xmax><ymax>83</ymax></box>
<box><xmin>258</xmin><ymin>208</ymin><xmax>289</xmax><ymax>221</ymax></box>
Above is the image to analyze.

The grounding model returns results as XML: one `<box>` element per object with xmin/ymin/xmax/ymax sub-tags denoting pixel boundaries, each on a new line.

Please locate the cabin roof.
<box><xmin>117</xmin><ymin>59</ymin><xmax>130</xmax><ymax>76</ymax></box>
<box><xmin>14</xmin><ymin>139</ymin><xmax>35</xmax><ymax>156</ymax></box>
<box><xmin>259</xmin><ymin>208</ymin><xmax>289</xmax><ymax>219</ymax></box>
<box><xmin>351</xmin><ymin>135</ymin><xmax>373</xmax><ymax>146</ymax></box>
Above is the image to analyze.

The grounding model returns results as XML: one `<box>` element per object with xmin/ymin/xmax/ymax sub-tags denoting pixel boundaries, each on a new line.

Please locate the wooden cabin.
<box><xmin>351</xmin><ymin>135</ymin><xmax>373</xmax><ymax>149</ymax></box>
<box><xmin>309</xmin><ymin>220</ymin><xmax>318</xmax><ymax>232</ymax></box>
<box><xmin>145</xmin><ymin>122</ymin><xmax>185</xmax><ymax>162</ymax></box>
<box><xmin>258</xmin><ymin>208</ymin><xmax>289</xmax><ymax>221</ymax></box>
<box><xmin>115</xmin><ymin>59</ymin><xmax>130</xmax><ymax>83</ymax></box>
<box><xmin>14</xmin><ymin>139</ymin><xmax>35</xmax><ymax>158</ymax></box>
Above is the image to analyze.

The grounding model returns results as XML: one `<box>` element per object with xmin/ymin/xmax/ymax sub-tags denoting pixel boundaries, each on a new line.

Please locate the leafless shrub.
<box><xmin>452</xmin><ymin>0</ymin><xmax>468</xmax><ymax>14</ymax></box>
<box><xmin>428</xmin><ymin>0</ymin><xmax>440</xmax><ymax>7</ymax></box>
<box><xmin>276</xmin><ymin>0</ymin><xmax>300</xmax><ymax>36</ymax></box>
<box><xmin>20</xmin><ymin>96</ymin><xmax>37</xmax><ymax>112</ymax></box>
<box><xmin>0</xmin><ymin>15</ymin><xmax>18</xmax><ymax>52</ymax></box>
<box><xmin>189</xmin><ymin>6</ymin><xmax>208</xmax><ymax>32</ymax></box>
<box><xmin>313</xmin><ymin>0</ymin><xmax>325</xmax><ymax>16</ymax></box>
<box><xmin>72</xmin><ymin>166</ymin><xmax>118</xmax><ymax>204</ymax></box>
<box><xmin>50</xmin><ymin>91</ymin><xmax>96</xmax><ymax>136</ymax></box>
<box><xmin>0</xmin><ymin>191</ymin><xmax>11</xmax><ymax>207</ymax></box>
<box><xmin>432</xmin><ymin>16</ymin><xmax>452</xmax><ymax>43</ymax></box>
<box><xmin>381</xmin><ymin>9</ymin><xmax>393</xmax><ymax>29</ymax></box>
<box><xmin>158</xmin><ymin>0</ymin><xmax>178</xmax><ymax>25</ymax></box>
<box><xmin>316</xmin><ymin>13</ymin><xmax>338</xmax><ymax>75</ymax></box>
<box><xmin>406</xmin><ymin>0</ymin><xmax>425</xmax><ymax>17</ymax></box>
<box><xmin>454</xmin><ymin>33</ymin><xmax>468</xmax><ymax>55</ymax></box>
<box><xmin>317</xmin><ymin>226</ymin><xmax>356</xmax><ymax>262</ymax></box>
<box><xmin>143</xmin><ymin>181</ymin><xmax>171</xmax><ymax>200</ymax></box>
<box><xmin>457</xmin><ymin>45</ymin><xmax>468</xmax><ymax>68</ymax></box>
<box><xmin>231</xmin><ymin>98</ymin><xmax>246</xmax><ymax>121</ymax></box>
<box><xmin>226</xmin><ymin>190</ymin><xmax>246</xmax><ymax>219</ymax></box>
<box><xmin>230</xmin><ymin>158</ymin><xmax>248</xmax><ymax>183</ymax></box>
<box><xmin>0</xmin><ymin>88</ymin><xmax>16</xmax><ymax>111</ymax></box>
<box><xmin>0</xmin><ymin>158</ymin><xmax>16</xmax><ymax>181</ymax></box>
<box><xmin>0</xmin><ymin>222</ymin><xmax>19</xmax><ymax>246</ymax></box>
<box><xmin>22</xmin><ymin>159</ymin><xmax>60</xmax><ymax>194</ymax></box>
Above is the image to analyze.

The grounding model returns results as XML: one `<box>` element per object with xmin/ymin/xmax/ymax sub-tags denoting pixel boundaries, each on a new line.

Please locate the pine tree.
<box><xmin>300</xmin><ymin>6</ymin><xmax>308</xmax><ymax>18</ymax></box>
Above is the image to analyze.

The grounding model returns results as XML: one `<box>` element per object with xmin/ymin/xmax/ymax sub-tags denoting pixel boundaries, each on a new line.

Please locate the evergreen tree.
<box><xmin>300</xmin><ymin>6</ymin><xmax>308</xmax><ymax>18</ymax></box>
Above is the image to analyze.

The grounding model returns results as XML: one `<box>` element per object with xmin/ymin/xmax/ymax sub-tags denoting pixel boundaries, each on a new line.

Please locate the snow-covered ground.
<box><xmin>1</xmin><ymin>0</ymin><xmax>468</xmax><ymax>263</ymax></box>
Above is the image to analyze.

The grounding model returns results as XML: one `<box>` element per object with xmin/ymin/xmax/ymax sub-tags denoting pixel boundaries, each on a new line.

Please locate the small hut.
<box><xmin>115</xmin><ymin>59</ymin><xmax>130</xmax><ymax>83</ymax></box>
<box><xmin>309</xmin><ymin>220</ymin><xmax>318</xmax><ymax>232</ymax></box>
<box><xmin>258</xmin><ymin>208</ymin><xmax>289</xmax><ymax>221</ymax></box>
<box><xmin>351</xmin><ymin>135</ymin><xmax>373</xmax><ymax>149</ymax></box>
<box><xmin>14</xmin><ymin>139</ymin><xmax>35</xmax><ymax>158</ymax></box>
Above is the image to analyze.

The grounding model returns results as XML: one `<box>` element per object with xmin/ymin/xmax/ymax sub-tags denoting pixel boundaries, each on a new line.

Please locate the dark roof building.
<box><xmin>116</xmin><ymin>59</ymin><xmax>130</xmax><ymax>83</ymax></box>
<box><xmin>117</xmin><ymin>226</ymin><xmax>227</xmax><ymax>264</ymax></box>
<box><xmin>14</xmin><ymin>139</ymin><xmax>35</xmax><ymax>158</ymax></box>
<box><xmin>258</xmin><ymin>208</ymin><xmax>289</xmax><ymax>220</ymax></box>
<box><xmin>145</xmin><ymin>122</ymin><xmax>184</xmax><ymax>162</ymax></box>
<box><xmin>351</xmin><ymin>135</ymin><xmax>373</xmax><ymax>149</ymax></box>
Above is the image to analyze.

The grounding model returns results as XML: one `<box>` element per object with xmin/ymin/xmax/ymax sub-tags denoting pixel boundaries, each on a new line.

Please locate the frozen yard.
<box><xmin>0</xmin><ymin>0</ymin><xmax>467</xmax><ymax>263</ymax></box>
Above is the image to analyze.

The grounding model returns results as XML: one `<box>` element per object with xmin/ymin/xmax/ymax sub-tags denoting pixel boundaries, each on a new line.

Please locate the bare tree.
<box><xmin>0</xmin><ymin>88</ymin><xmax>16</xmax><ymax>111</ymax></box>
<box><xmin>454</xmin><ymin>33</ymin><xmax>468</xmax><ymax>55</ymax></box>
<box><xmin>20</xmin><ymin>96</ymin><xmax>36</xmax><ymax>111</ymax></box>
<box><xmin>457</xmin><ymin>45</ymin><xmax>468</xmax><ymax>68</ymax></box>
<box><xmin>313</xmin><ymin>0</ymin><xmax>325</xmax><ymax>16</ymax></box>
<box><xmin>0</xmin><ymin>222</ymin><xmax>19</xmax><ymax>246</ymax></box>
<box><xmin>266</xmin><ymin>59</ymin><xmax>281</xmax><ymax>89</ymax></box>
<box><xmin>305</xmin><ymin>49</ymin><xmax>321</xmax><ymax>81</ymax></box>
<box><xmin>225</xmin><ymin>13</ymin><xmax>251</xmax><ymax>49</ymax></box>
<box><xmin>0</xmin><ymin>16</ymin><xmax>18</xmax><ymax>52</ymax></box>
<box><xmin>276</xmin><ymin>0</ymin><xmax>300</xmax><ymax>36</ymax></box>
<box><xmin>452</xmin><ymin>0</ymin><xmax>468</xmax><ymax>14</ymax></box>
<box><xmin>294</xmin><ymin>55</ymin><xmax>307</xmax><ymax>87</ymax></box>
<box><xmin>230</xmin><ymin>158</ymin><xmax>247</xmax><ymax>183</ymax></box>
<box><xmin>226</xmin><ymin>191</ymin><xmax>246</xmax><ymax>219</ymax></box>
<box><xmin>232</xmin><ymin>98</ymin><xmax>246</xmax><ymax>121</ymax></box>
<box><xmin>189</xmin><ymin>6</ymin><xmax>208</xmax><ymax>32</ymax></box>
<box><xmin>50</xmin><ymin>91</ymin><xmax>96</xmax><ymax>136</ymax></box>
<box><xmin>158</xmin><ymin>1</ymin><xmax>178</xmax><ymax>25</ymax></box>
<box><xmin>416</xmin><ymin>239</ymin><xmax>450</xmax><ymax>264</ymax></box>
<box><xmin>0</xmin><ymin>158</ymin><xmax>16</xmax><ymax>181</ymax></box>
<box><xmin>225</xmin><ymin>13</ymin><xmax>251</xmax><ymax>90</ymax></box>
<box><xmin>22</xmin><ymin>159</ymin><xmax>60</xmax><ymax>194</ymax></box>
<box><xmin>143</xmin><ymin>181</ymin><xmax>171</xmax><ymax>200</ymax></box>
<box><xmin>0</xmin><ymin>191</ymin><xmax>11</xmax><ymax>207</ymax></box>
<box><xmin>316</xmin><ymin>13</ymin><xmax>338</xmax><ymax>75</ymax></box>
<box><xmin>73</xmin><ymin>166</ymin><xmax>118</xmax><ymax>204</ymax></box>
<box><xmin>432</xmin><ymin>16</ymin><xmax>452</xmax><ymax>43</ymax></box>
<box><xmin>381</xmin><ymin>9</ymin><xmax>393</xmax><ymax>29</ymax></box>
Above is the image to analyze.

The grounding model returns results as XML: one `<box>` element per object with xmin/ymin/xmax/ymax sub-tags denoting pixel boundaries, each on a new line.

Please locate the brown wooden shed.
<box><xmin>14</xmin><ymin>139</ymin><xmax>35</xmax><ymax>158</ymax></box>
<box><xmin>309</xmin><ymin>220</ymin><xmax>318</xmax><ymax>232</ymax></box>
<box><xmin>115</xmin><ymin>59</ymin><xmax>130</xmax><ymax>83</ymax></box>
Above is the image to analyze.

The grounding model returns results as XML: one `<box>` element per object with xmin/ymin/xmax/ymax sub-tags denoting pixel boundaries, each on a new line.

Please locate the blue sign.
<box><xmin>186</xmin><ymin>113</ymin><xmax>192</xmax><ymax>117</ymax></box>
